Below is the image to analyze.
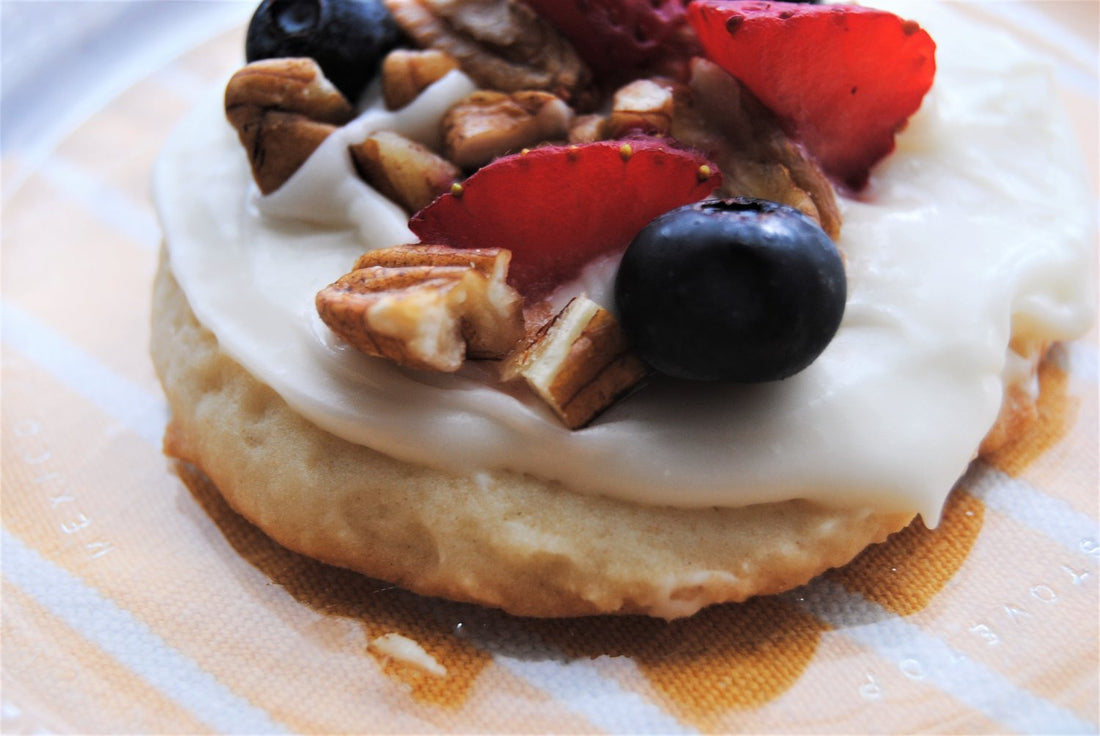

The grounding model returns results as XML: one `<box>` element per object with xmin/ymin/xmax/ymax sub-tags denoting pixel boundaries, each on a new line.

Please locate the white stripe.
<box><xmin>495</xmin><ymin>656</ymin><xmax>697</xmax><ymax>735</ymax></box>
<box><xmin>966</xmin><ymin>463</ymin><xmax>1100</xmax><ymax>562</ymax></box>
<box><xmin>38</xmin><ymin>157</ymin><xmax>161</xmax><ymax>249</ymax></box>
<box><xmin>788</xmin><ymin>579</ymin><xmax>1097</xmax><ymax>734</ymax></box>
<box><xmin>2</xmin><ymin>302</ymin><xmax>167</xmax><ymax>446</ymax></box>
<box><xmin>2</xmin><ymin>530</ymin><xmax>291</xmax><ymax>734</ymax></box>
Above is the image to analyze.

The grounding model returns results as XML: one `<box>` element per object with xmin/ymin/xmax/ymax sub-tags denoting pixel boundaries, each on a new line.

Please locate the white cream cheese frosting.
<box><xmin>154</xmin><ymin>1</ymin><xmax>1095</xmax><ymax>524</ymax></box>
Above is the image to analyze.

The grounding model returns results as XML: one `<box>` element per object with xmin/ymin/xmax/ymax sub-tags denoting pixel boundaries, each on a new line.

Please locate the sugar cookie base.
<box><xmin>153</xmin><ymin>250</ymin><xmax>969</xmax><ymax>619</ymax></box>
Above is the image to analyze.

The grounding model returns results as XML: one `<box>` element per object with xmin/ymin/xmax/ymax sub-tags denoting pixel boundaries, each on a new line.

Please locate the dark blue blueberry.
<box><xmin>245</xmin><ymin>0</ymin><xmax>403</xmax><ymax>102</ymax></box>
<box><xmin>615</xmin><ymin>197</ymin><xmax>846</xmax><ymax>382</ymax></box>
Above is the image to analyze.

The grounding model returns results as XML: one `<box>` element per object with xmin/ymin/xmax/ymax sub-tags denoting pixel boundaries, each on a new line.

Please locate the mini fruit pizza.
<box><xmin>151</xmin><ymin>0</ymin><xmax>1095</xmax><ymax>617</ymax></box>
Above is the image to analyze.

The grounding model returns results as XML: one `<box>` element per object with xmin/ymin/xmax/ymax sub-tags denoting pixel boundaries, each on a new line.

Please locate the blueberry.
<box><xmin>615</xmin><ymin>198</ymin><xmax>846</xmax><ymax>382</ymax></box>
<box><xmin>245</xmin><ymin>0</ymin><xmax>403</xmax><ymax>102</ymax></box>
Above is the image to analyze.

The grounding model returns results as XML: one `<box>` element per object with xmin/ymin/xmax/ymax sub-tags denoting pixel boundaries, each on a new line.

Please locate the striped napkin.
<box><xmin>2</xmin><ymin>2</ymin><xmax>1096</xmax><ymax>732</ymax></box>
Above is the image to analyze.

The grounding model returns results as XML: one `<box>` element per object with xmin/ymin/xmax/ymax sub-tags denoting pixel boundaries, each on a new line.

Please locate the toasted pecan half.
<box><xmin>317</xmin><ymin>244</ymin><xmax>525</xmax><ymax>372</ymax></box>
<box><xmin>225</xmin><ymin>58</ymin><xmax>355</xmax><ymax>194</ymax></box>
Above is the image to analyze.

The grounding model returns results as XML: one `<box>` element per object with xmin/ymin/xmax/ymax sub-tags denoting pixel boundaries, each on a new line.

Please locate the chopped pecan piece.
<box><xmin>443</xmin><ymin>90</ymin><xmax>573</xmax><ymax>169</ymax></box>
<box><xmin>382</xmin><ymin>48</ymin><xmax>462</xmax><ymax>110</ymax></box>
<box><xmin>568</xmin><ymin>114</ymin><xmax>608</xmax><ymax>144</ymax></box>
<box><xmin>506</xmin><ymin>297</ymin><xmax>649</xmax><ymax>429</ymax></box>
<box><xmin>671</xmin><ymin>58</ymin><xmax>842</xmax><ymax>240</ymax></box>
<box><xmin>316</xmin><ymin>245</ymin><xmax>525</xmax><ymax>372</ymax></box>
<box><xmin>350</xmin><ymin>130</ymin><xmax>461</xmax><ymax>212</ymax></box>
<box><xmin>225</xmin><ymin>58</ymin><xmax>356</xmax><ymax>194</ymax></box>
<box><xmin>608</xmin><ymin>78</ymin><xmax>681</xmax><ymax>138</ymax></box>
<box><xmin>384</xmin><ymin>0</ymin><xmax>594</xmax><ymax>107</ymax></box>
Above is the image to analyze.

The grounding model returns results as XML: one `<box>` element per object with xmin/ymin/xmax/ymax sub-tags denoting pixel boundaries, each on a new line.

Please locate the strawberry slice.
<box><xmin>409</xmin><ymin>139</ymin><xmax>720</xmax><ymax>299</ymax></box>
<box><xmin>524</xmin><ymin>0</ymin><xmax>700</xmax><ymax>86</ymax></box>
<box><xmin>687</xmin><ymin>1</ymin><xmax>936</xmax><ymax>190</ymax></box>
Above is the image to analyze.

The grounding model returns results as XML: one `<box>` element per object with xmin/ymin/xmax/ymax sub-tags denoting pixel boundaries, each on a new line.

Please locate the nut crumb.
<box><xmin>369</xmin><ymin>633</ymin><xmax>447</xmax><ymax>677</ymax></box>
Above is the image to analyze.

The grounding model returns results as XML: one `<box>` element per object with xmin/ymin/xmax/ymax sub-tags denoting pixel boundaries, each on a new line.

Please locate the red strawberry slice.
<box><xmin>524</xmin><ymin>0</ymin><xmax>700</xmax><ymax>86</ymax></box>
<box><xmin>687</xmin><ymin>1</ymin><xmax>936</xmax><ymax>190</ymax></box>
<box><xmin>409</xmin><ymin>139</ymin><xmax>720</xmax><ymax>299</ymax></box>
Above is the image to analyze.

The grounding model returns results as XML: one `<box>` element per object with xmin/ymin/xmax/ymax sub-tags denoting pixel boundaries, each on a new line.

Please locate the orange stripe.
<box><xmin>168</xmin><ymin>26</ymin><xmax>245</xmax><ymax>86</ymax></box>
<box><xmin>2</xmin><ymin>181</ymin><xmax>159</xmax><ymax>385</ymax></box>
<box><xmin>53</xmin><ymin>81</ymin><xmax>194</xmax><ymax>204</ymax></box>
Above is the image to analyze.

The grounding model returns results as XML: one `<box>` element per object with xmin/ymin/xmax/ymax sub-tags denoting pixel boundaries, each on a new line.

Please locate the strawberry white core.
<box><xmin>155</xmin><ymin>0</ymin><xmax>1095</xmax><ymax>524</ymax></box>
